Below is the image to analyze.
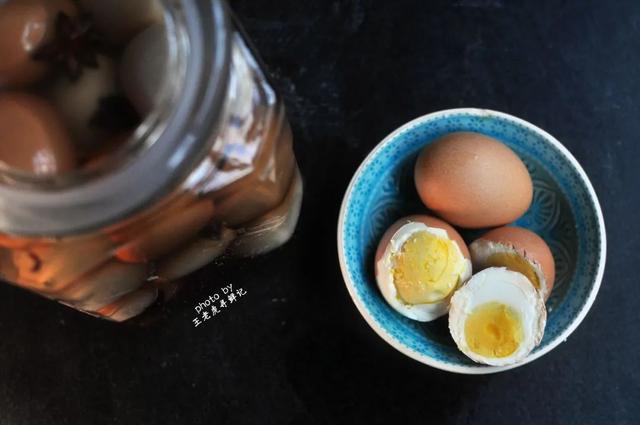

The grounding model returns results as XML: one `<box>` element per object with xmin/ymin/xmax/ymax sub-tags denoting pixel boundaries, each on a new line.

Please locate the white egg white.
<box><xmin>470</xmin><ymin>239</ymin><xmax>548</xmax><ymax>299</ymax></box>
<box><xmin>376</xmin><ymin>221</ymin><xmax>472</xmax><ymax>322</ymax></box>
<box><xmin>448</xmin><ymin>267</ymin><xmax>547</xmax><ymax>366</ymax></box>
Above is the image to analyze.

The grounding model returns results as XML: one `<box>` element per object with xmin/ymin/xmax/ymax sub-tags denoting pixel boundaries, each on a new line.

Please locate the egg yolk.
<box><xmin>392</xmin><ymin>231</ymin><xmax>464</xmax><ymax>304</ymax></box>
<box><xmin>486</xmin><ymin>252</ymin><xmax>540</xmax><ymax>289</ymax></box>
<box><xmin>464</xmin><ymin>302</ymin><xmax>524</xmax><ymax>358</ymax></box>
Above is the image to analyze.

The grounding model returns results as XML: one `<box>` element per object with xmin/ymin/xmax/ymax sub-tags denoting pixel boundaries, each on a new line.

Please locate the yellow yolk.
<box><xmin>486</xmin><ymin>252</ymin><xmax>540</xmax><ymax>289</ymax></box>
<box><xmin>464</xmin><ymin>302</ymin><xmax>524</xmax><ymax>358</ymax></box>
<box><xmin>392</xmin><ymin>231</ymin><xmax>463</xmax><ymax>304</ymax></box>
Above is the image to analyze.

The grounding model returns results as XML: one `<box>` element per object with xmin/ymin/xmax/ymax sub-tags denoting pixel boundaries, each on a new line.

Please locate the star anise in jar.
<box><xmin>32</xmin><ymin>12</ymin><xmax>106</xmax><ymax>81</ymax></box>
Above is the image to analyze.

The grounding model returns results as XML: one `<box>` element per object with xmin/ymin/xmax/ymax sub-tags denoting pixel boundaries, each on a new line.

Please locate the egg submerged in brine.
<box><xmin>375</xmin><ymin>215</ymin><xmax>472</xmax><ymax>322</ymax></box>
<box><xmin>448</xmin><ymin>267</ymin><xmax>547</xmax><ymax>366</ymax></box>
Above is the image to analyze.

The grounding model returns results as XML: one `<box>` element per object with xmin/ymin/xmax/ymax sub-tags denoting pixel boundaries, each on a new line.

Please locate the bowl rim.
<box><xmin>337</xmin><ymin>107</ymin><xmax>607</xmax><ymax>374</ymax></box>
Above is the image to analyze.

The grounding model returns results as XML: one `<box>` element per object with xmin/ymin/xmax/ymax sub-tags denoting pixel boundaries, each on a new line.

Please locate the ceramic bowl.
<box><xmin>337</xmin><ymin>108</ymin><xmax>606</xmax><ymax>374</ymax></box>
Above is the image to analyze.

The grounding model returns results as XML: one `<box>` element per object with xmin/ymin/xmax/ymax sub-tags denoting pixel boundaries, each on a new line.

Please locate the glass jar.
<box><xmin>0</xmin><ymin>0</ymin><xmax>302</xmax><ymax>321</ymax></box>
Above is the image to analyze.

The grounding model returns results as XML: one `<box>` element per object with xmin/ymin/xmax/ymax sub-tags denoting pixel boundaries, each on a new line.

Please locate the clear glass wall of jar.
<box><xmin>0</xmin><ymin>0</ymin><xmax>302</xmax><ymax>321</ymax></box>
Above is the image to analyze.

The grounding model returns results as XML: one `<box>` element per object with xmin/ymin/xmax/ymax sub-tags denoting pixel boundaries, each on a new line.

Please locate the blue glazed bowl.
<box><xmin>337</xmin><ymin>108</ymin><xmax>606</xmax><ymax>374</ymax></box>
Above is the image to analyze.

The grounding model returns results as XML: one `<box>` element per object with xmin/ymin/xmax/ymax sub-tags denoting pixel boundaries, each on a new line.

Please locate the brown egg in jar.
<box><xmin>469</xmin><ymin>226</ymin><xmax>556</xmax><ymax>300</ymax></box>
<box><xmin>414</xmin><ymin>132</ymin><xmax>533</xmax><ymax>228</ymax></box>
<box><xmin>0</xmin><ymin>0</ymin><xmax>77</xmax><ymax>87</ymax></box>
<box><xmin>0</xmin><ymin>92</ymin><xmax>76</xmax><ymax>175</ymax></box>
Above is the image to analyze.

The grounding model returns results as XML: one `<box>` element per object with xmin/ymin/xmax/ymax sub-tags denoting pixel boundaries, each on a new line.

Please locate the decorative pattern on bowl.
<box><xmin>337</xmin><ymin>108</ymin><xmax>606</xmax><ymax>374</ymax></box>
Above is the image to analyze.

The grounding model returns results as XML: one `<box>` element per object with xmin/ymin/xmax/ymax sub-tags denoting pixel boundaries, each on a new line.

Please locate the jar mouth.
<box><xmin>0</xmin><ymin>0</ymin><xmax>231</xmax><ymax>236</ymax></box>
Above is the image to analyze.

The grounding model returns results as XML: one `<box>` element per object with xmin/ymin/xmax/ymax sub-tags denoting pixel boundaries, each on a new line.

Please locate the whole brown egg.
<box><xmin>0</xmin><ymin>0</ymin><xmax>77</xmax><ymax>88</ymax></box>
<box><xmin>0</xmin><ymin>92</ymin><xmax>76</xmax><ymax>175</ymax></box>
<box><xmin>414</xmin><ymin>132</ymin><xmax>533</xmax><ymax>228</ymax></box>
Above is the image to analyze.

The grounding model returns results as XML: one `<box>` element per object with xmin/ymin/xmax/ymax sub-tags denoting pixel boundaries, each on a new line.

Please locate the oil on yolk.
<box><xmin>464</xmin><ymin>302</ymin><xmax>524</xmax><ymax>358</ymax></box>
<box><xmin>392</xmin><ymin>231</ymin><xmax>463</xmax><ymax>304</ymax></box>
<box><xmin>486</xmin><ymin>252</ymin><xmax>540</xmax><ymax>289</ymax></box>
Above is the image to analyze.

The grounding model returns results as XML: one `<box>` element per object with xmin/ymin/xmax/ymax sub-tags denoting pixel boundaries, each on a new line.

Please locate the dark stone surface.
<box><xmin>0</xmin><ymin>1</ymin><xmax>638</xmax><ymax>424</ymax></box>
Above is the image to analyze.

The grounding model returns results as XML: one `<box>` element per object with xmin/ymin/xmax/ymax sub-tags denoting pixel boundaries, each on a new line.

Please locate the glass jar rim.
<box><xmin>0</xmin><ymin>0</ymin><xmax>231</xmax><ymax>236</ymax></box>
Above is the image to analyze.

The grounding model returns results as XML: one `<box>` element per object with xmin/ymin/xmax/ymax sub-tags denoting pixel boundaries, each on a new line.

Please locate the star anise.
<box><xmin>32</xmin><ymin>12</ymin><xmax>106</xmax><ymax>81</ymax></box>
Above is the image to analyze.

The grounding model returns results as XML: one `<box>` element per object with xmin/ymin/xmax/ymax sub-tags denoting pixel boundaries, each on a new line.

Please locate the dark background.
<box><xmin>1</xmin><ymin>1</ymin><xmax>639</xmax><ymax>424</ymax></box>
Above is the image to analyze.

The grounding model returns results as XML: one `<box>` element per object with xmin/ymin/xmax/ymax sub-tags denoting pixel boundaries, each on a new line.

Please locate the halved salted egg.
<box><xmin>449</xmin><ymin>267</ymin><xmax>546</xmax><ymax>366</ymax></box>
<box><xmin>375</xmin><ymin>215</ymin><xmax>472</xmax><ymax>322</ymax></box>
<box><xmin>469</xmin><ymin>226</ymin><xmax>555</xmax><ymax>300</ymax></box>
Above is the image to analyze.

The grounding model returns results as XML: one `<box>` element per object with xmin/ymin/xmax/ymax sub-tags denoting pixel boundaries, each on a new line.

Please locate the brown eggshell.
<box><xmin>375</xmin><ymin>214</ymin><xmax>470</xmax><ymax>265</ymax></box>
<box><xmin>478</xmin><ymin>226</ymin><xmax>555</xmax><ymax>294</ymax></box>
<box><xmin>414</xmin><ymin>132</ymin><xmax>533</xmax><ymax>228</ymax></box>
<box><xmin>0</xmin><ymin>0</ymin><xmax>77</xmax><ymax>87</ymax></box>
<box><xmin>0</xmin><ymin>92</ymin><xmax>76</xmax><ymax>175</ymax></box>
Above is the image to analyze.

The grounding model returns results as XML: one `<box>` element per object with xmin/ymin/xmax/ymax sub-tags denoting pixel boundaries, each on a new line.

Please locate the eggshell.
<box><xmin>0</xmin><ymin>0</ymin><xmax>77</xmax><ymax>87</ymax></box>
<box><xmin>472</xmin><ymin>226</ymin><xmax>555</xmax><ymax>296</ymax></box>
<box><xmin>374</xmin><ymin>214</ymin><xmax>472</xmax><ymax>322</ymax></box>
<box><xmin>0</xmin><ymin>92</ymin><xmax>76</xmax><ymax>175</ymax></box>
<box><xmin>375</xmin><ymin>214</ymin><xmax>469</xmax><ymax>265</ymax></box>
<box><xmin>449</xmin><ymin>267</ymin><xmax>547</xmax><ymax>366</ymax></box>
<box><xmin>414</xmin><ymin>132</ymin><xmax>533</xmax><ymax>228</ymax></box>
